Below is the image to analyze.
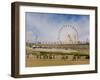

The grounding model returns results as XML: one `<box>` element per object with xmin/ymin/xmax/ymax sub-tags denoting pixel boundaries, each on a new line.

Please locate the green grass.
<box><xmin>26</xmin><ymin>47</ymin><xmax>89</xmax><ymax>56</ymax></box>
<box><xmin>40</xmin><ymin>51</ymin><xmax>89</xmax><ymax>56</ymax></box>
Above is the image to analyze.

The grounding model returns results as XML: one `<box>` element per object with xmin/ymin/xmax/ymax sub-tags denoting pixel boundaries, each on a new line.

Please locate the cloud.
<box><xmin>25</xmin><ymin>12</ymin><xmax>89</xmax><ymax>43</ymax></box>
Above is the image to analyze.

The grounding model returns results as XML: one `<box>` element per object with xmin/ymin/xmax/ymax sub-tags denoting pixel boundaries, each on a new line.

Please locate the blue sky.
<box><xmin>25</xmin><ymin>12</ymin><xmax>89</xmax><ymax>43</ymax></box>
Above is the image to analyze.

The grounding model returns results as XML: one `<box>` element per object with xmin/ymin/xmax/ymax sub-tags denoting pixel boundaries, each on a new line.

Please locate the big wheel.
<box><xmin>58</xmin><ymin>24</ymin><xmax>78</xmax><ymax>44</ymax></box>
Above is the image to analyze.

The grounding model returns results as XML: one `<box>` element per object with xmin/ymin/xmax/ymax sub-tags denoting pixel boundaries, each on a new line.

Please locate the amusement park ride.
<box><xmin>58</xmin><ymin>24</ymin><xmax>79</xmax><ymax>44</ymax></box>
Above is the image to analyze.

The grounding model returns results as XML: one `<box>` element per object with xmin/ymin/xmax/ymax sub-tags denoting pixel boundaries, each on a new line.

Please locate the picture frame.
<box><xmin>11</xmin><ymin>2</ymin><xmax>98</xmax><ymax>78</ymax></box>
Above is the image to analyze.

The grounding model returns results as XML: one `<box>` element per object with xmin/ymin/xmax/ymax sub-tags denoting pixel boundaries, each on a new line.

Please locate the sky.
<box><xmin>25</xmin><ymin>12</ymin><xmax>90</xmax><ymax>43</ymax></box>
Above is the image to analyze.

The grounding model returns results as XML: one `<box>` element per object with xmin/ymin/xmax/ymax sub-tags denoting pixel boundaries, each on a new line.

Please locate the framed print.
<box><xmin>11</xmin><ymin>2</ymin><xmax>98</xmax><ymax>78</ymax></box>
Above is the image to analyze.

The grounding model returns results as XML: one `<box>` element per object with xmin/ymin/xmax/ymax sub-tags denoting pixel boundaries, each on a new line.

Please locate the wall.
<box><xmin>0</xmin><ymin>0</ymin><xmax>100</xmax><ymax>80</ymax></box>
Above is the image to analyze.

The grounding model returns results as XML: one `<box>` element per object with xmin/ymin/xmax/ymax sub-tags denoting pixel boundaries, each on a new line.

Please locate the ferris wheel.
<box><xmin>58</xmin><ymin>24</ymin><xmax>79</xmax><ymax>44</ymax></box>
